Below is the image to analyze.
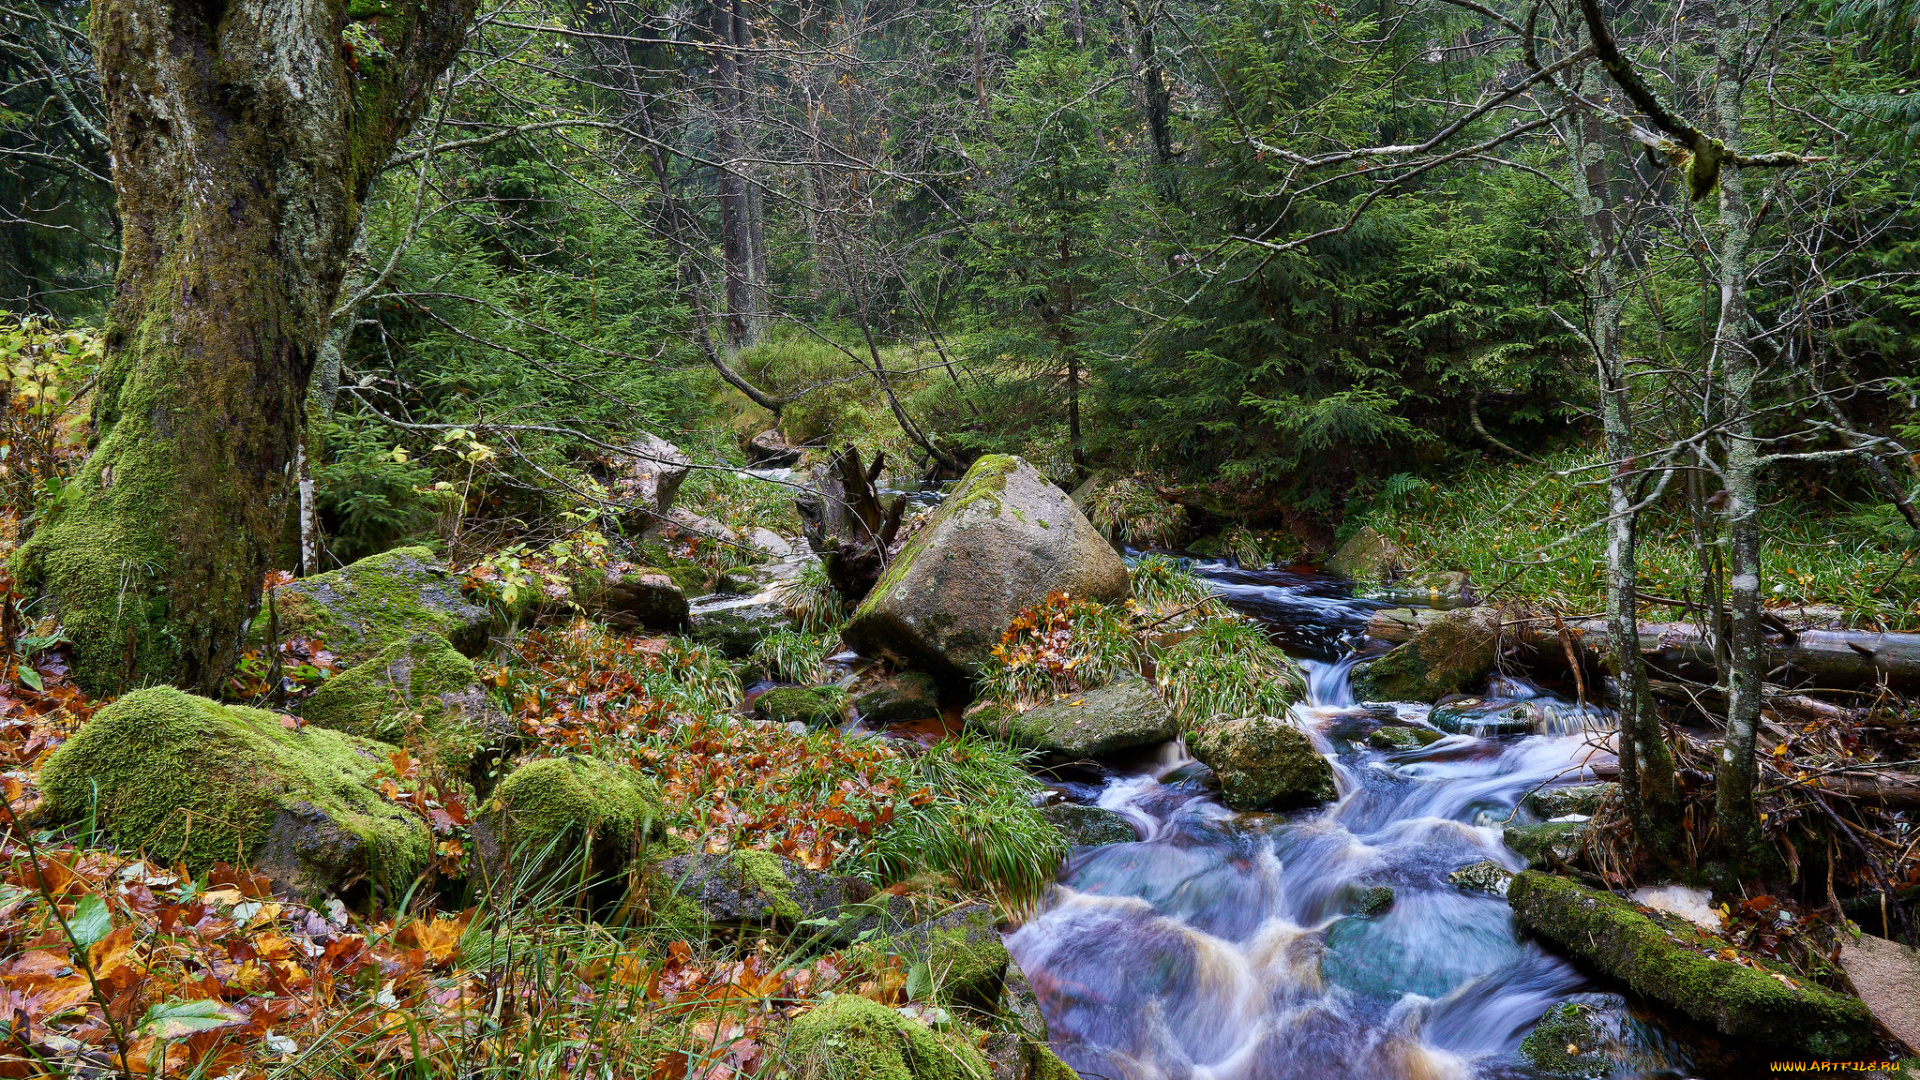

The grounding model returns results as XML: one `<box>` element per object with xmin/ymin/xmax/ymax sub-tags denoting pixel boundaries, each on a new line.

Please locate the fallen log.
<box><xmin>1565</xmin><ymin>619</ymin><xmax>1920</xmax><ymax>689</ymax></box>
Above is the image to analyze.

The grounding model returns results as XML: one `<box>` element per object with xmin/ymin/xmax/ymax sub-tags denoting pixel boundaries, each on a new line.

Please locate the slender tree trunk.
<box><xmin>15</xmin><ymin>0</ymin><xmax>477</xmax><ymax>695</ymax></box>
<box><xmin>1705</xmin><ymin>1</ymin><xmax>1768</xmax><ymax>867</ymax></box>
<box><xmin>973</xmin><ymin>1</ymin><xmax>989</xmax><ymax>118</ymax></box>
<box><xmin>1567</xmin><ymin>84</ymin><xmax>1680</xmax><ymax>856</ymax></box>
<box><xmin>1126</xmin><ymin>0</ymin><xmax>1174</xmax><ymax>177</ymax></box>
<box><xmin>713</xmin><ymin>0</ymin><xmax>757</xmax><ymax>346</ymax></box>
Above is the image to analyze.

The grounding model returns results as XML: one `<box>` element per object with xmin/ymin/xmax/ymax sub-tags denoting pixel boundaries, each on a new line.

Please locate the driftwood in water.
<box><xmin>795</xmin><ymin>445</ymin><xmax>906</xmax><ymax>604</ymax></box>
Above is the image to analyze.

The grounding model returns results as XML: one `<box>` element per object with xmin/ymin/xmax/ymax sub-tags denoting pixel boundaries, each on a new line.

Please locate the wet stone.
<box><xmin>1524</xmin><ymin>782</ymin><xmax>1617</xmax><ymax>820</ymax></box>
<box><xmin>1041</xmin><ymin>802</ymin><xmax>1136</xmax><ymax>848</ymax></box>
<box><xmin>1447</xmin><ymin>860</ymin><xmax>1515</xmax><ymax>898</ymax></box>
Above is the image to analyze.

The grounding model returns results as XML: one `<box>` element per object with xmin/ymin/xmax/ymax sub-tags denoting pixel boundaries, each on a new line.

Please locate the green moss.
<box><xmin>301</xmin><ymin>632</ymin><xmax>498</xmax><ymax>770</ymax></box>
<box><xmin>784</xmin><ymin>993</ymin><xmax>990</xmax><ymax>1080</ymax></box>
<box><xmin>1026</xmin><ymin>1043</ymin><xmax>1078</xmax><ymax>1080</ymax></box>
<box><xmin>855</xmin><ymin>455</ymin><xmax>1019</xmax><ymax>621</ymax></box>
<box><xmin>753</xmin><ymin>685</ymin><xmax>849</xmax><ymax>728</ymax></box>
<box><xmin>491</xmin><ymin>756</ymin><xmax>665</xmax><ymax>866</ymax></box>
<box><xmin>1507</xmin><ymin>871</ymin><xmax>1873</xmax><ymax>1057</ymax></box>
<box><xmin>273</xmin><ymin>546</ymin><xmax>495</xmax><ymax>666</ymax></box>
<box><xmin>1352</xmin><ymin>606</ymin><xmax>1499</xmax><ymax>703</ymax></box>
<box><xmin>35</xmin><ymin>686</ymin><xmax>430</xmax><ymax>890</ymax></box>
<box><xmin>1186</xmin><ymin>715</ymin><xmax>1336</xmax><ymax>811</ymax></box>
<box><xmin>729</xmin><ymin>847</ymin><xmax>801</xmax><ymax>921</ymax></box>
<box><xmin>1518</xmin><ymin>1002</ymin><xmax>1611</xmax><ymax>1078</ymax></box>
<box><xmin>921</xmin><ymin>919</ymin><xmax>1011</xmax><ymax>1010</ymax></box>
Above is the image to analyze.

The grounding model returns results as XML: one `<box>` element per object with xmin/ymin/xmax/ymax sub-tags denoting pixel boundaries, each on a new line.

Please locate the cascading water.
<box><xmin>1007</xmin><ymin>566</ymin><xmax>1692</xmax><ymax>1080</ymax></box>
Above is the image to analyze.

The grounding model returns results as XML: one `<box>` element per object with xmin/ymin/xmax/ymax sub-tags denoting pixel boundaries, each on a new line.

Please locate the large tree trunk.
<box><xmin>713</xmin><ymin>0</ymin><xmax>764</xmax><ymax>347</ymax></box>
<box><xmin>14</xmin><ymin>0</ymin><xmax>477</xmax><ymax>695</ymax></box>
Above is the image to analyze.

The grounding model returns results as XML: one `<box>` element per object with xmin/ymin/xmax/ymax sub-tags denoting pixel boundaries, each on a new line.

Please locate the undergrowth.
<box><xmin>1349</xmin><ymin>449</ymin><xmax>1920</xmax><ymax>630</ymax></box>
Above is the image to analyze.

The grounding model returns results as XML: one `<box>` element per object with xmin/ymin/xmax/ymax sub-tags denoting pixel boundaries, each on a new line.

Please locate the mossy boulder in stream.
<box><xmin>1185</xmin><ymin>714</ymin><xmax>1336</xmax><ymax>811</ymax></box>
<box><xmin>1507</xmin><ymin>870</ymin><xmax>1874</xmax><ymax>1057</ymax></box>
<box><xmin>35</xmin><ymin>686</ymin><xmax>430</xmax><ymax>900</ymax></box>
<box><xmin>785</xmin><ymin>993</ymin><xmax>990</xmax><ymax>1080</ymax></box>
<box><xmin>854</xmin><ymin>671</ymin><xmax>943</xmax><ymax>725</ymax></box>
<box><xmin>1041</xmin><ymin>801</ymin><xmax>1137</xmax><ymax>847</ymax></box>
<box><xmin>301</xmin><ymin>632</ymin><xmax>516</xmax><ymax>781</ymax></box>
<box><xmin>842</xmin><ymin>455</ymin><xmax>1129</xmax><ymax>681</ymax></box>
<box><xmin>753</xmin><ymin>685</ymin><xmax>850</xmax><ymax>728</ymax></box>
<box><xmin>968</xmin><ymin>674</ymin><xmax>1176</xmax><ymax>762</ymax></box>
<box><xmin>1519</xmin><ymin>1002</ymin><xmax>1614</xmax><ymax>1079</ymax></box>
<box><xmin>1352</xmin><ymin>606</ymin><xmax>1501</xmax><ymax>703</ymax></box>
<box><xmin>270</xmin><ymin>546</ymin><xmax>495</xmax><ymax>666</ymax></box>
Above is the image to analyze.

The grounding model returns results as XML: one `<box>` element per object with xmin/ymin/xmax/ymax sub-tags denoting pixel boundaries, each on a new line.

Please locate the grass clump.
<box><xmin>1129</xmin><ymin>553</ymin><xmax>1226</xmax><ymax>619</ymax></box>
<box><xmin>862</xmin><ymin>735</ymin><xmax>1065</xmax><ymax>907</ymax></box>
<box><xmin>1156</xmin><ymin>617</ymin><xmax>1306</xmax><ymax>727</ymax></box>
<box><xmin>776</xmin><ymin>559</ymin><xmax>848</xmax><ymax>632</ymax></box>
<box><xmin>1083</xmin><ymin>476</ymin><xmax>1188</xmax><ymax>548</ymax></box>
<box><xmin>751</xmin><ymin>626</ymin><xmax>841</xmax><ymax>684</ymax></box>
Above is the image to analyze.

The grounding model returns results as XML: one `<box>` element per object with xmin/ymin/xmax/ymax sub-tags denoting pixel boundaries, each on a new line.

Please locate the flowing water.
<box><xmin>1006</xmin><ymin>565</ymin><xmax>1693</xmax><ymax>1080</ymax></box>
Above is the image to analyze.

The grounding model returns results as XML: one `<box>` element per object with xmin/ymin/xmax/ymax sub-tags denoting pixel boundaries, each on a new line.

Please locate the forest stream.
<box><xmin>1009</xmin><ymin>566</ymin><xmax>1694</xmax><ymax>1080</ymax></box>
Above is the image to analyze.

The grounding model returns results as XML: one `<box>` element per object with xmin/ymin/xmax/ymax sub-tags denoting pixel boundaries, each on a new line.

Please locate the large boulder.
<box><xmin>841</xmin><ymin>455</ymin><xmax>1129</xmax><ymax>680</ymax></box>
<box><xmin>1507</xmin><ymin>870</ymin><xmax>1874</xmax><ymax>1057</ymax></box>
<box><xmin>1324</xmin><ymin>526</ymin><xmax>1399</xmax><ymax>581</ymax></box>
<box><xmin>35</xmin><ymin>686</ymin><xmax>430</xmax><ymax>900</ymax></box>
<box><xmin>1352</xmin><ymin>606</ymin><xmax>1501</xmax><ymax>703</ymax></box>
<box><xmin>1185</xmin><ymin>714</ymin><xmax>1337</xmax><ymax>811</ymax></box>
<box><xmin>272</xmin><ymin>545</ymin><xmax>494</xmax><ymax>666</ymax></box>
<box><xmin>784</xmin><ymin>993</ymin><xmax>989</xmax><ymax>1080</ymax></box>
<box><xmin>609</xmin><ymin>433</ymin><xmax>691</xmax><ymax>529</ymax></box>
<box><xmin>570</xmin><ymin>567</ymin><xmax>689</xmax><ymax>630</ymax></box>
<box><xmin>967</xmin><ymin>675</ymin><xmax>1176</xmax><ymax>762</ymax></box>
<box><xmin>483</xmin><ymin>756</ymin><xmax>665</xmax><ymax>881</ymax></box>
<box><xmin>648</xmin><ymin>506</ymin><xmax>741</xmax><ymax>547</ymax></box>
<box><xmin>300</xmin><ymin>632</ymin><xmax>517</xmax><ymax>781</ymax></box>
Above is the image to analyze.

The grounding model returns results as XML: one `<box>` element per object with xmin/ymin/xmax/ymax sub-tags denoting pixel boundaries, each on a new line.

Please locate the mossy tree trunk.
<box><xmin>14</xmin><ymin>0</ymin><xmax>478</xmax><ymax>695</ymax></box>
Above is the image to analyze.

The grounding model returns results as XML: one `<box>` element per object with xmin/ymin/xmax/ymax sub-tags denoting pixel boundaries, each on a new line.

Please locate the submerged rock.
<box><xmin>1352</xmin><ymin>606</ymin><xmax>1501</xmax><ymax>703</ymax></box>
<box><xmin>854</xmin><ymin>671</ymin><xmax>943</xmax><ymax>725</ymax></box>
<box><xmin>1507</xmin><ymin>870</ymin><xmax>1874</xmax><ymax>1057</ymax></box>
<box><xmin>783</xmin><ymin>993</ymin><xmax>989</xmax><ymax>1080</ymax></box>
<box><xmin>842</xmin><ymin>455</ymin><xmax>1129</xmax><ymax>680</ymax></box>
<box><xmin>1186</xmin><ymin>714</ymin><xmax>1337</xmax><ymax>811</ymax></box>
<box><xmin>35</xmin><ymin>686</ymin><xmax>430</xmax><ymax>900</ymax></box>
<box><xmin>300</xmin><ymin>631</ymin><xmax>516</xmax><ymax>782</ymax></box>
<box><xmin>1041</xmin><ymin>801</ymin><xmax>1137</xmax><ymax>847</ymax></box>
<box><xmin>968</xmin><ymin>675</ymin><xmax>1176</xmax><ymax>762</ymax></box>
<box><xmin>272</xmin><ymin>545</ymin><xmax>495</xmax><ymax>666</ymax></box>
<box><xmin>571</xmin><ymin>567</ymin><xmax>690</xmax><ymax>630</ymax></box>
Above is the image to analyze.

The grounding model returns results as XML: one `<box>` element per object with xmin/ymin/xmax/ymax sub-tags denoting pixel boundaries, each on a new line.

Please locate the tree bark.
<box><xmin>1566</xmin><ymin>71</ymin><xmax>1681</xmax><ymax>855</ymax></box>
<box><xmin>713</xmin><ymin>0</ymin><xmax>763</xmax><ymax>347</ymax></box>
<box><xmin>1705</xmin><ymin>1</ymin><xmax>1767</xmax><ymax>865</ymax></box>
<box><xmin>15</xmin><ymin>0</ymin><xmax>478</xmax><ymax>695</ymax></box>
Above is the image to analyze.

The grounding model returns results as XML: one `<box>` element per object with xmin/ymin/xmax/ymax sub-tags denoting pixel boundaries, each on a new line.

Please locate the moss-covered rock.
<box><xmin>842</xmin><ymin>455</ymin><xmax>1129</xmax><ymax>682</ymax></box>
<box><xmin>877</xmin><ymin>902</ymin><xmax>1009</xmax><ymax>1012</ymax></box>
<box><xmin>1504</xmin><ymin>821</ymin><xmax>1590</xmax><ymax>870</ymax></box>
<box><xmin>1040</xmin><ymin>802</ymin><xmax>1136</xmax><ymax>848</ymax></box>
<box><xmin>1525</xmin><ymin>782</ymin><xmax>1617</xmax><ymax>820</ymax></box>
<box><xmin>1372</xmin><ymin>570</ymin><xmax>1476</xmax><ymax>608</ymax></box>
<box><xmin>1507</xmin><ymin>870</ymin><xmax>1874</xmax><ymax>1057</ymax></box>
<box><xmin>1352</xmin><ymin>606</ymin><xmax>1500</xmax><ymax>703</ymax></box>
<box><xmin>753</xmin><ymin>685</ymin><xmax>850</xmax><ymax>728</ymax></box>
<box><xmin>300</xmin><ymin>632</ymin><xmax>516</xmax><ymax>781</ymax></box>
<box><xmin>1518</xmin><ymin>1002</ymin><xmax>1613</xmax><ymax>1078</ymax></box>
<box><xmin>1365</xmin><ymin>725</ymin><xmax>1443</xmax><ymax>751</ymax></box>
<box><xmin>271</xmin><ymin>546</ymin><xmax>495</xmax><ymax>666</ymax></box>
<box><xmin>854</xmin><ymin>671</ymin><xmax>943</xmax><ymax>726</ymax></box>
<box><xmin>1185</xmin><ymin>714</ymin><xmax>1336</xmax><ymax>811</ymax></box>
<box><xmin>969</xmin><ymin>675</ymin><xmax>1176</xmax><ymax>762</ymax></box>
<box><xmin>35</xmin><ymin>686</ymin><xmax>430</xmax><ymax>899</ymax></box>
<box><xmin>487</xmin><ymin>756</ymin><xmax>664</xmax><ymax>879</ymax></box>
<box><xmin>651</xmin><ymin>849</ymin><xmax>853</xmax><ymax>928</ymax></box>
<box><xmin>1447</xmin><ymin>859</ymin><xmax>1515</xmax><ymax>897</ymax></box>
<box><xmin>570</xmin><ymin>567</ymin><xmax>689</xmax><ymax>631</ymax></box>
<box><xmin>1324</xmin><ymin>526</ymin><xmax>1399</xmax><ymax>581</ymax></box>
<box><xmin>688</xmin><ymin>593</ymin><xmax>790</xmax><ymax>658</ymax></box>
<box><xmin>1428</xmin><ymin>697</ymin><xmax>1538</xmax><ymax>736</ymax></box>
<box><xmin>784</xmin><ymin>992</ymin><xmax>990</xmax><ymax>1080</ymax></box>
